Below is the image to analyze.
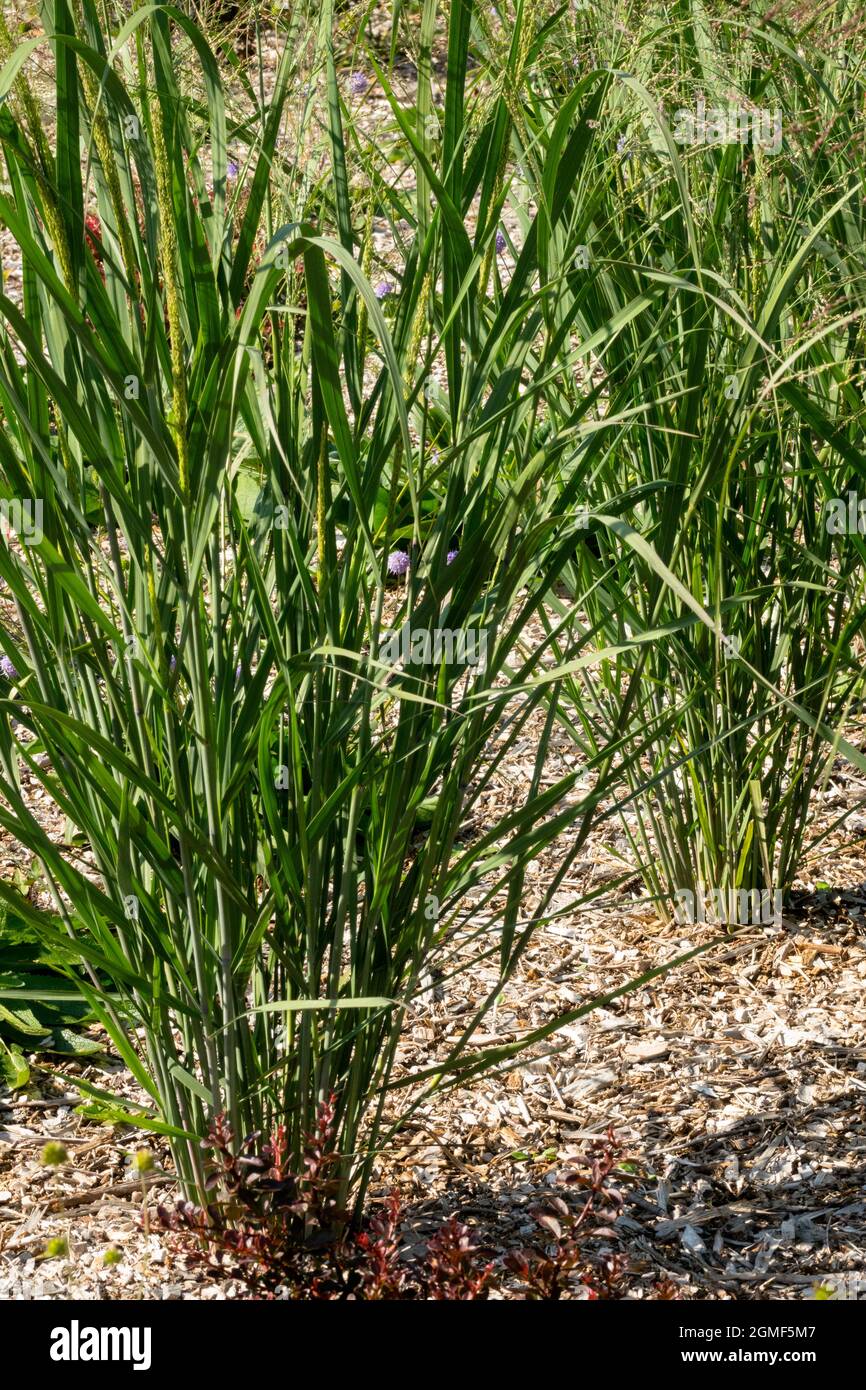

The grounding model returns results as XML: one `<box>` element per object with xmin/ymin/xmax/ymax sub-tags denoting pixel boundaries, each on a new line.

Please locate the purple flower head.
<box><xmin>495</xmin><ymin>229</ymin><xmax>507</xmax><ymax>254</ymax></box>
<box><xmin>227</xmin><ymin>159</ymin><xmax>239</xmax><ymax>179</ymax></box>
<box><xmin>168</xmin><ymin>655</ymin><xmax>177</xmax><ymax>674</ymax></box>
<box><xmin>446</xmin><ymin>549</ymin><xmax>459</xmax><ymax>565</ymax></box>
<box><xmin>348</xmin><ymin>71</ymin><xmax>368</xmax><ymax>97</ymax></box>
<box><xmin>387</xmin><ymin>549</ymin><xmax>410</xmax><ymax>577</ymax></box>
<box><xmin>0</xmin><ymin>654</ymin><xmax>18</xmax><ymax>681</ymax></box>
<box><xmin>374</xmin><ymin>280</ymin><xmax>394</xmax><ymax>300</ymax></box>
<box><xmin>616</xmin><ymin>135</ymin><xmax>627</xmax><ymax>156</ymax></box>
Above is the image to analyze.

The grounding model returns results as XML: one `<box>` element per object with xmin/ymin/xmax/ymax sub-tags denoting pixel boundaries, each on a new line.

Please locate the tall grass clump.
<box><xmin>0</xmin><ymin>1</ymin><xmax>711</xmax><ymax>1216</ymax></box>
<box><xmin>514</xmin><ymin>1</ymin><xmax>866</xmax><ymax>919</ymax></box>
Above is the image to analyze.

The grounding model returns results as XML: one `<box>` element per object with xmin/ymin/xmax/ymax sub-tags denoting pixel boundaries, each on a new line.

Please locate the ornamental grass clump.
<box><xmin>0</xmin><ymin>2</ymin><xmax>710</xmax><ymax>1217</ymax></box>
<box><xmin>515</xmin><ymin>4</ymin><xmax>866</xmax><ymax>919</ymax></box>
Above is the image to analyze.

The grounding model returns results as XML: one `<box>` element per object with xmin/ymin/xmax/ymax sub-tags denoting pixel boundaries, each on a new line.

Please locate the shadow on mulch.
<box><xmin>383</xmin><ymin>1071</ymin><xmax>866</xmax><ymax>1300</ymax></box>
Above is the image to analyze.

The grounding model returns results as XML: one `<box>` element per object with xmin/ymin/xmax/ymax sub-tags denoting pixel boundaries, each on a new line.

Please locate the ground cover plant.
<box><xmin>156</xmin><ymin>1101</ymin><xmax>642</xmax><ymax>1298</ymax></box>
<box><xmin>0</xmin><ymin>0</ymin><xmax>864</xmax><ymax>1300</ymax></box>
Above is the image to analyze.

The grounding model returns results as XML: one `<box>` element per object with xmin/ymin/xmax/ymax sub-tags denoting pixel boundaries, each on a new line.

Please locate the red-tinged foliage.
<box><xmin>159</xmin><ymin>1117</ymin><xmax>676</xmax><ymax>1300</ymax></box>
<box><xmin>424</xmin><ymin>1217</ymin><xmax>494</xmax><ymax>1300</ymax></box>
<box><xmin>652</xmin><ymin>1275</ymin><xmax>684</xmax><ymax>1300</ymax></box>
<box><xmin>352</xmin><ymin>1191</ymin><xmax>409</xmax><ymax>1300</ymax></box>
<box><xmin>157</xmin><ymin>1095</ymin><xmax>347</xmax><ymax>1296</ymax></box>
<box><xmin>504</xmin><ymin>1128</ymin><xmax>631</xmax><ymax>1300</ymax></box>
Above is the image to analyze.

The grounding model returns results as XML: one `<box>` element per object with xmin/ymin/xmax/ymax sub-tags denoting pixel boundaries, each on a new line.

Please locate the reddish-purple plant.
<box><xmin>505</xmin><ymin>1128</ymin><xmax>630</xmax><ymax>1299</ymax></box>
<box><xmin>506</xmin><ymin>1196</ymin><xmax>589</xmax><ymax>1299</ymax></box>
<box><xmin>425</xmin><ymin>1217</ymin><xmax>493</xmax><ymax>1300</ymax></box>
<box><xmin>652</xmin><ymin>1275</ymin><xmax>683</xmax><ymax>1299</ymax></box>
<box><xmin>353</xmin><ymin>1191</ymin><xmax>409</xmax><ymax>1300</ymax></box>
<box><xmin>157</xmin><ymin>1096</ymin><xmax>346</xmax><ymax>1294</ymax></box>
<box><xmin>158</xmin><ymin>1120</ymin><xmax>667</xmax><ymax>1300</ymax></box>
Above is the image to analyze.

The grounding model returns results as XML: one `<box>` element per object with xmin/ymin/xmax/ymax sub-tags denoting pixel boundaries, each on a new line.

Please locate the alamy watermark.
<box><xmin>674</xmin><ymin>885</ymin><xmax>782</xmax><ymax>928</ymax></box>
<box><xmin>0</xmin><ymin>498</ymin><xmax>43</xmax><ymax>545</ymax></box>
<box><xmin>378</xmin><ymin>624</ymin><xmax>489</xmax><ymax>668</ymax></box>
<box><xmin>666</xmin><ymin>100</ymin><xmax>783</xmax><ymax>153</ymax></box>
<box><xmin>50</xmin><ymin>1320</ymin><xmax>151</xmax><ymax>1371</ymax></box>
<box><xmin>825</xmin><ymin>491</ymin><xmax>866</xmax><ymax>535</ymax></box>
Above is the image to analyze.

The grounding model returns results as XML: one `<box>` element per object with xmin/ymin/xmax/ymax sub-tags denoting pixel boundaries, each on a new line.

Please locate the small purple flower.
<box><xmin>0</xmin><ymin>654</ymin><xmax>18</xmax><ymax>680</ymax></box>
<box><xmin>495</xmin><ymin>229</ymin><xmax>507</xmax><ymax>254</ymax></box>
<box><xmin>616</xmin><ymin>135</ymin><xmax>627</xmax><ymax>156</ymax></box>
<box><xmin>169</xmin><ymin>655</ymin><xmax>177</xmax><ymax>674</ymax></box>
<box><xmin>348</xmin><ymin>71</ymin><xmax>368</xmax><ymax>97</ymax></box>
<box><xmin>387</xmin><ymin>550</ymin><xmax>410</xmax><ymax>576</ymax></box>
<box><xmin>227</xmin><ymin>159</ymin><xmax>239</xmax><ymax>179</ymax></box>
<box><xmin>374</xmin><ymin>280</ymin><xmax>394</xmax><ymax>300</ymax></box>
<box><xmin>446</xmin><ymin>549</ymin><xmax>458</xmax><ymax>564</ymax></box>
